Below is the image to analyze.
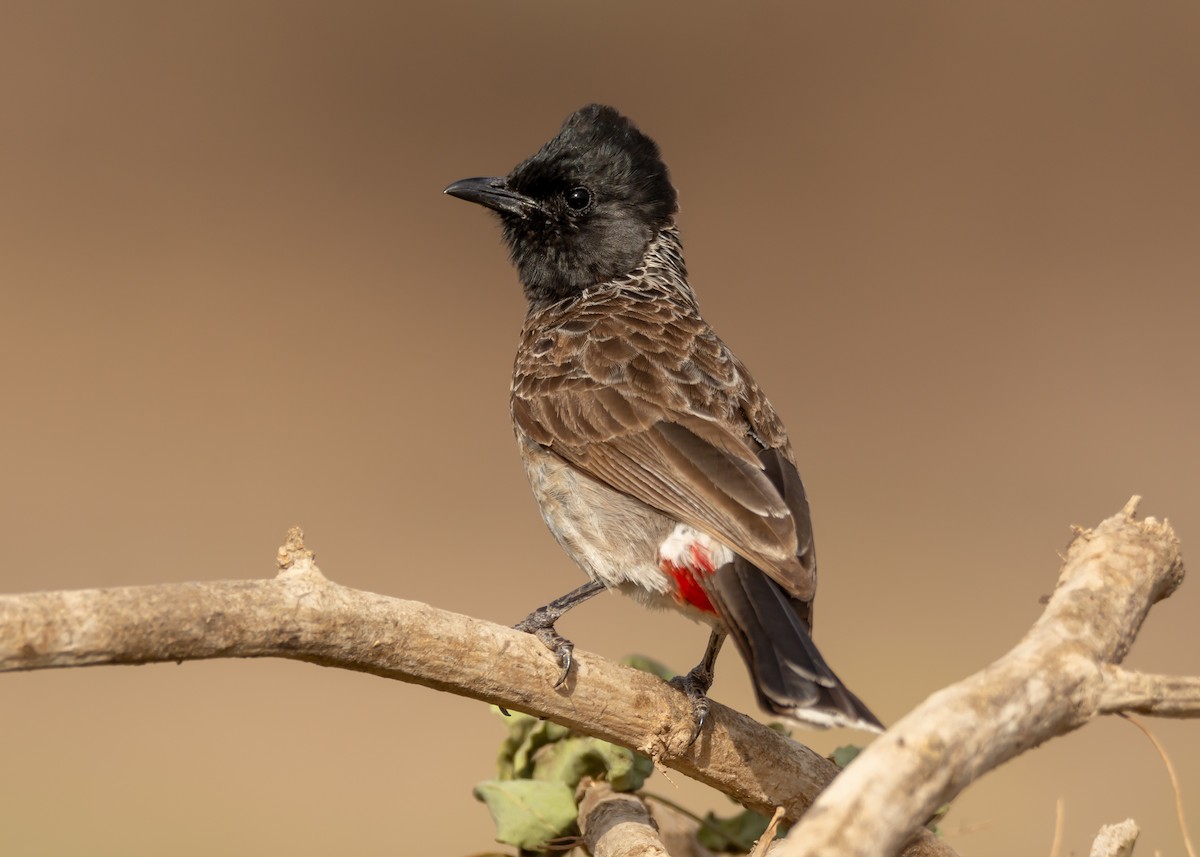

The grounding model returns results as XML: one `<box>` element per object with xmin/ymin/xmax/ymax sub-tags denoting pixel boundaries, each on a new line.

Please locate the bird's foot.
<box><xmin>512</xmin><ymin>581</ymin><xmax>606</xmax><ymax>688</ymax></box>
<box><xmin>671</xmin><ymin>660</ymin><xmax>715</xmax><ymax>748</ymax></box>
<box><xmin>514</xmin><ymin>611</ymin><xmax>575</xmax><ymax>688</ymax></box>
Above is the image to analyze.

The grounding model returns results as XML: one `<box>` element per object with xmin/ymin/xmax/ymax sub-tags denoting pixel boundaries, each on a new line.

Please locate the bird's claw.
<box><xmin>672</xmin><ymin>662</ymin><xmax>715</xmax><ymax>748</ymax></box>
<box><xmin>684</xmin><ymin>696</ymin><xmax>709</xmax><ymax>747</ymax></box>
<box><xmin>544</xmin><ymin>632</ymin><xmax>573</xmax><ymax>688</ymax></box>
<box><xmin>514</xmin><ymin>616</ymin><xmax>575</xmax><ymax>687</ymax></box>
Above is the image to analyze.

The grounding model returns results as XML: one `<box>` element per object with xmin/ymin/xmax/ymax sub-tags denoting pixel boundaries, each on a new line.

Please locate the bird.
<box><xmin>444</xmin><ymin>104</ymin><xmax>882</xmax><ymax>737</ymax></box>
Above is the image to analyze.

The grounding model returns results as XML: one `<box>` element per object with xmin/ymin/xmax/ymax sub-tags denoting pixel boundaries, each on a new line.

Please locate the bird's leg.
<box><xmin>514</xmin><ymin>580</ymin><xmax>606</xmax><ymax>687</ymax></box>
<box><xmin>673</xmin><ymin>629</ymin><xmax>726</xmax><ymax>747</ymax></box>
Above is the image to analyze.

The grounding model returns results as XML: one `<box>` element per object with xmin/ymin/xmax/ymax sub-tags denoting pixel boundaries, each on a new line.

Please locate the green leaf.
<box><xmin>532</xmin><ymin>736</ymin><xmax>653</xmax><ymax>792</ymax></box>
<box><xmin>829</xmin><ymin>744</ymin><xmax>863</xmax><ymax>768</ymax></box>
<box><xmin>697</xmin><ymin>807</ymin><xmax>778</xmax><ymax>853</ymax></box>
<box><xmin>621</xmin><ymin>654</ymin><xmax>677</xmax><ymax>681</ymax></box>
<box><xmin>766</xmin><ymin>721</ymin><xmax>793</xmax><ymax>739</ymax></box>
<box><xmin>472</xmin><ymin>779</ymin><xmax>578</xmax><ymax>851</ymax></box>
<box><xmin>492</xmin><ymin>708</ymin><xmax>570</xmax><ymax>780</ymax></box>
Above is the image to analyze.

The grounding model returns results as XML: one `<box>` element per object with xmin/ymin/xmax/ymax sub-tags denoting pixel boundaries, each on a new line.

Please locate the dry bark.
<box><xmin>1</xmin><ymin>499</ymin><xmax>1191</xmax><ymax>857</ymax></box>
<box><xmin>773</xmin><ymin>498</ymin><xmax>1188</xmax><ymax>857</ymax></box>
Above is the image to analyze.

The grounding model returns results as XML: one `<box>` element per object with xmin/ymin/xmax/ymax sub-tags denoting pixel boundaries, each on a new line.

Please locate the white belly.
<box><xmin>519</xmin><ymin>434</ymin><xmax>726</xmax><ymax>621</ymax></box>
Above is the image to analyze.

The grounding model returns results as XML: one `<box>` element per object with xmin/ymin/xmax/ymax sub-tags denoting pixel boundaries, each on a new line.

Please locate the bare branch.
<box><xmin>0</xmin><ymin>532</ymin><xmax>951</xmax><ymax>857</ymax></box>
<box><xmin>750</xmin><ymin>806</ymin><xmax>787</xmax><ymax>857</ymax></box>
<box><xmin>641</xmin><ymin>798</ymin><xmax>719</xmax><ymax>857</ymax></box>
<box><xmin>4</xmin><ymin>501</ymin><xmax>1189</xmax><ymax>857</ymax></box>
<box><xmin>577</xmin><ymin>780</ymin><xmax>670</xmax><ymax>857</ymax></box>
<box><xmin>1098</xmin><ymin>667</ymin><xmax>1200</xmax><ymax>717</ymax></box>
<box><xmin>1089</xmin><ymin>819</ymin><xmax>1139</xmax><ymax>857</ymax></box>
<box><xmin>773</xmin><ymin>498</ymin><xmax>1187</xmax><ymax>857</ymax></box>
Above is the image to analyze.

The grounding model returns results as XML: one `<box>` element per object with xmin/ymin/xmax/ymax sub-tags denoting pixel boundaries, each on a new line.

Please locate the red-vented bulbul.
<box><xmin>445</xmin><ymin>104</ymin><xmax>881</xmax><ymax>736</ymax></box>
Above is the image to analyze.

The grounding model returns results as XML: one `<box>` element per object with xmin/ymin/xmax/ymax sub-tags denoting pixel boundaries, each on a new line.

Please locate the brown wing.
<box><xmin>512</xmin><ymin>289</ymin><xmax>816</xmax><ymax>602</ymax></box>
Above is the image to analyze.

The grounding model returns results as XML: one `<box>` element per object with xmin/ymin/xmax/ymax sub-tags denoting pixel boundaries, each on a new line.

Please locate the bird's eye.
<box><xmin>563</xmin><ymin>186</ymin><xmax>592</xmax><ymax>211</ymax></box>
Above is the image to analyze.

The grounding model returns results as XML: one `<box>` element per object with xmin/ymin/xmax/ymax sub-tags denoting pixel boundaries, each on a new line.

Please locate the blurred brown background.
<box><xmin>2</xmin><ymin>2</ymin><xmax>1197</xmax><ymax>854</ymax></box>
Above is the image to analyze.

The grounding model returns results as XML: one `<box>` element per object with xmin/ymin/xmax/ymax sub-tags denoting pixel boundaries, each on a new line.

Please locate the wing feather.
<box><xmin>513</xmin><ymin>289</ymin><xmax>816</xmax><ymax>601</ymax></box>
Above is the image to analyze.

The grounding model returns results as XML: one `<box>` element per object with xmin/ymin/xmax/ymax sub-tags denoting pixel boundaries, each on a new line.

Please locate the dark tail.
<box><xmin>708</xmin><ymin>558</ymin><xmax>883</xmax><ymax>732</ymax></box>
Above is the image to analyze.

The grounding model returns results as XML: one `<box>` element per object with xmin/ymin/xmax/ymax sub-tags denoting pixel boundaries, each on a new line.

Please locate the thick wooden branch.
<box><xmin>773</xmin><ymin>498</ymin><xmax>1187</xmax><ymax>857</ymax></box>
<box><xmin>2</xmin><ymin>500</ymin><xmax>1188</xmax><ymax>857</ymax></box>
<box><xmin>0</xmin><ymin>532</ymin><xmax>950</xmax><ymax>857</ymax></box>
<box><xmin>577</xmin><ymin>780</ymin><xmax>671</xmax><ymax>857</ymax></box>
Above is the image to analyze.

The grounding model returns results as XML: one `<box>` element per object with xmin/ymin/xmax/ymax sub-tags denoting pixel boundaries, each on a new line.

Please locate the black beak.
<box><xmin>444</xmin><ymin>176</ymin><xmax>537</xmax><ymax>218</ymax></box>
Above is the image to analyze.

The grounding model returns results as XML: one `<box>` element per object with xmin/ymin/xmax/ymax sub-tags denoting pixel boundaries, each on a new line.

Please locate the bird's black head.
<box><xmin>445</xmin><ymin>104</ymin><xmax>678</xmax><ymax>307</ymax></box>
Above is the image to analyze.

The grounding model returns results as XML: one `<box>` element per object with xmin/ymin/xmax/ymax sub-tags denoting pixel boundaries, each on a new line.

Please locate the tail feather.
<box><xmin>707</xmin><ymin>558</ymin><xmax>883</xmax><ymax>733</ymax></box>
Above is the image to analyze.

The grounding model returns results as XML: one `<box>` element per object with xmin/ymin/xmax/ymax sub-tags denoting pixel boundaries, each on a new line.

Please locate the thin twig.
<box><xmin>1049</xmin><ymin>797</ymin><xmax>1065</xmax><ymax>857</ymax></box>
<box><xmin>749</xmin><ymin>807</ymin><xmax>786</xmax><ymax>857</ymax></box>
<box><xmin>1121</xmin><ymin>714</ymin><xmax>1197</xmax><ymax>857</ymax></box>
